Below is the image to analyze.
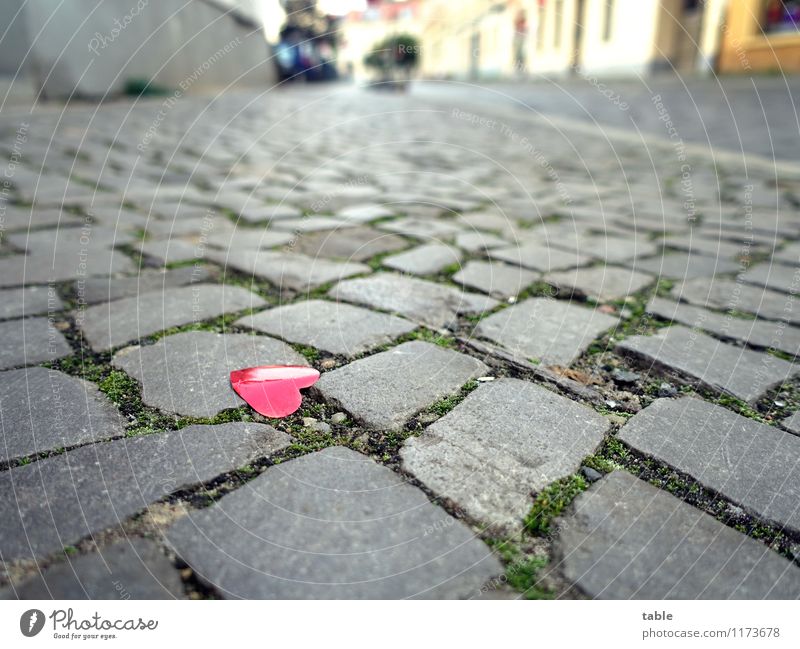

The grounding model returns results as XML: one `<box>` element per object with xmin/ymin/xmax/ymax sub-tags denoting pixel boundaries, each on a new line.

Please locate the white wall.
<box><xmin>578</xmin><ymin>0</ymin><xmax>661</xmax><ymax>76</ymax></box>
<box><xmin>6</xmin><ymin>0</ymin><xmax>277</xmax><ymax>99</ymax></box>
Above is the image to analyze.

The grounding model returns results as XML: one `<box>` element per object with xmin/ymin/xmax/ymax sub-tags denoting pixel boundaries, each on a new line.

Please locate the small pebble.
<box><xmin>331</xmin><ymin>412</ymin><xmax>348</xmax><ymax>424</ymax></box>
<box><xmin>476</xmin><ymin>376</ymin><xmax>495</xmax><ymax>382</ymax></box>
<box><xmin>657</xmin><ymin>382</ymin><xmax>678</xmax><ymax>398</ymax></box>
<box><xmin>774</xmin><ymin>400</ymin><xmax>786</xmax><ymax>408</ymax></box>
<box><xmin>612</xmin><ymin>369</ymin><xmax>640</xmax><ymax>385</ymax></box>
<box><xmin>581</xmin><ymin>466</ymin><xmax>603</xmax><ymax>483</ymax></box>
<box><xmin>320</xmin><ymin>358</ymin><xmax>337</xmax><ymax>370</ymax></box>
<box><xmin>605</xmin><ymin>399</ymin><xmax>618</xmax><ymax>409</ymax></box>
<box><xmin>302</xmin><ymin>417</ymin><xmax>318</xmax><ymax>427</ymax></box>
<box><xmin>312</xmin><ymin>421</ymin><xmax>331</xmax><ymax>434</ymax></box>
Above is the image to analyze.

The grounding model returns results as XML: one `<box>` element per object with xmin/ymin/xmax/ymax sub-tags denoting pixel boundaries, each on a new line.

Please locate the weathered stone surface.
<box><xmin>0</xmin><ymin>250</ymin><xmax>135</xmax><ymax>288</ymax></box>
<box><xmin>453</xmin><ymin>260</ymin><xmax>537</xmax><ymax>298</ymax></box>
<box><xmin>113</xmin><ymin>331</ymin><xmax>307</xmax><ymax>417</ymax></box>
<box><xmin>740</xmin><ymin>261</ymin><xmax>800</xmax><ymax>295</ymax></box>
<box><xmin>782</xmin><ymin>410</ymin><xmax>800</xmax><ymax>435</ymax></box>
<box><xmin>0</xmin><ymin>286</ymin><xmax>63</xmax><ymax>319</ymax></box>
<box><xmin>166</xmin><ymin>447</ymin><xmax>501</xmax><ymax>598</ymax></box>
<box><xmin>1</xmin><ymin>539</ymin><xmax>185</xmax><ymax>599</ymax></box>
<box><xmin>330</xmin><ymin>273</ymin><xmax>498</xmax><ymax>328</ymax></box>
<box><xmin>629</xmin><ymin>251</ymin><xmax>741</xmax><ymax>279</ymax></box>
<box><xmin>454</xmin><ymin>230</ymin><xmax>509</xmax><ymax>252</ymax></box>
<box><xmin>0</xmin><ymin>422</ymin><xmax>291</xmax><ymax>562</ymax></box>
<box><xmin>546</xmin><ymin>265</ymin><xmax>653</xmax><ymax>301</ymax></box>
<box><xmin>76</xmin><ymin>266</ymin><xmax>211</xmax><ymax>305</ymax></box>
<box><xmin>383</xmin><ymin>243</ymin><xmax>461</xmax><ymax>275</ymax></box>
<box><xmin>661</xmin><ymin>234</ymin><xmax>752</xmax><ymax>260</ymax></box>
<box><xmin>0</xmin><ymin>317</ymin><xmax>72</xmax><ymax>369</ymax></box>
<box><xmin>205</xmin><ymin>248</ymin><xmax>369</xmax><ymax>291</ymax></box>
<box><xmin>0</xmin><ymin>205</ymin><xmax>82</xmax><ymax>231</ymax></box>
<box><xmin>338</xmin><ymin>203</ymin><xmax>395</xmax><ymax>222</ymax></box>
<box><xmin>378</xmin><ymin>217</ymin><xmax>463</xmax><ymax>240</ymax></box>
<box><xmin>552</xmin><ymin>235</ymin><xmax>658</xmax><ymax>264</ymax></box>
<box><xmin>555</xmin><ymin>470</ymin><xmax>800</xmax><ymax>599</ymax></box>
<box><xmin>315</xmin><ymin>341</ymin><xmax>487</xmax><ymax>431</ymax></box>
<box><xmin>618</xmin><ymin>398</ymin><xmax>800</xmax><ymax>535</ymax></box>
<box><xmin>671</xmin><ymin>278</ymin><xmax>799</xmax><ymax>324</ymax></box>
<box><xmin>272</xmin><ymin>216</ymin><xmax>355</xmax><ymax>233</ymax></box>
<box><xmin>475</xmin><ymin>298</ymin><xmax>618</xmax><ymax>365</ymax></box>
<box><xmin>646</xmin><ymin>296</ymin><xmax>800</xmax><ymax>355</ymax></box>
<box><xmin>0</xmin><ymin>367</ymin><xmax>124</xmax><ymax>463</ymax></box>
<box><xmin>294</xmin><ymin>226</ymin><xmax>407</xmax><ymax>261</ymax></box>
<box><xmin>617</xmin><ymin>325</ymin><xmax>798</xmax><ymax>402</ymax></box>
<box><xmin>79</xmin><ymin>284</ymin><xmax>264</xmax><ymax>351</ymax></box>
<box><xmin>237</xmin><ymin>300</ymin><xmax>415</xmax><ymax>357</ymax></box>
<box><xmin>7</xmin><ymin>226</ymin><xmax>134</xmax><ymax>253</ymax></box>
<box><xmin>139</xmin><ymin>239</ymin><xmax>201</xmax><ymax>265</ymax></box>
<box><xmin>401</xmin><ymin>379</ymin><xmax>609</xmax><ymax>530</ymax></box>
<box><xmin>488</xmin><ymin>242</ymin><xmax>588</xmax><ymax>272</ymax></box>
<box><xmin>773</xmin><ymin>241</ymin><xmax>800</xmax><ymax>265</ymax></box>
<box><xmin>205</xmin><ymin>227</ymin><xmax>294</xmax><ymax>251</ymax></box>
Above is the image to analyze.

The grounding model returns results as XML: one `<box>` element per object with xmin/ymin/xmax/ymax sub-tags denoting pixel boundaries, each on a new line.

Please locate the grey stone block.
<box><xmin>554</xmin><ymin>471</ymin><xmax>800</xmax><ymax>599</ymax></box>
<box><xmin>617</xmin><ymin>325</ymin><xmax>798</xmax><ymax>402</ymax></box>
<box><xmin>401</xmin><ymin>378</ymin><xmax>609</xmax><ymax>530</ymax></box>
<box><xmin>0</xmin><ymin>317</ymin><xmax>72</xmax><ymax>369</ymax></box>
<box><xmin>166</xmin><ymin>447</ymin><xmax>502</xmax><ymax>598</ymax></box>
<box><xmin>619</xmin><ymin>398</ymin><xmax>800</xmax><ymax>534</ymax></box>
<box><xmin>0</xmin><ymin>367</ymin><xmax>124</xmax><ymax>463</ymax></box>
<box><xmin>315</xmin><ymin>341</ymin><xmax>487</xmax><ymax>431</ymax></box>
<box><xmin>0</xmin><ymin>422</ymin><xmax>291</xmax><ymax>562</ymax></box>
<box><xmin>453</xmin><ymin>261</ymin><xmax>538</xmax><ymax>298</ymax></box>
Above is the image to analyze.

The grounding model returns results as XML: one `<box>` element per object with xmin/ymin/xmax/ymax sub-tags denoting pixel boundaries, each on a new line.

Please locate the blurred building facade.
<box><xmin>404</xmin><ymin>0</ymin><xmax>799</xmax><ymax>79</ymax></box>
<box><xmin>0</xmin><ymin>0</ymin><xmax>283</xmax><ymax>100</ymax></box>
<box><xmin>718</xmin><ymin>1</ymin><xmax>800</xmax><ymax>73</ymax></box>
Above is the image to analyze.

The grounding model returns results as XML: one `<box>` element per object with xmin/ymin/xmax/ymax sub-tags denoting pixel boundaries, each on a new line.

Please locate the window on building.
<box><xmin>554</xmin><ymin>0</ymin><xmax>563</xmax><ymax>48</ymax></box>
<box><xmin>603</xmin><ymin>0</ymin><xmax>615</xmax><ymax>41</ymax></box>
<box><xmin>764</xmin><ymin>0</ymin><xmax>800</xmax><ymax>34</ymax></box>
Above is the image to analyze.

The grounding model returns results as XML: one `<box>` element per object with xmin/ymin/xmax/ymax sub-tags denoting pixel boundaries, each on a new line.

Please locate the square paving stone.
<box><xmin>78</xmin><ymin>284</ymin><xmax>265</xmax><ymax>351</ymax></box>
<box><xmin>330</xmin><ymin>273</ymin><xmax>498</xmax><ymax>328</ymax></box>
<box><xmin>76</xmin><ymin>266</ymin><xmax>212</xmax><ymax>305</ymax></box>
<box><xmin>0</xmin><ymin>317</ymin><xmax>72</xmax><ymax>369</ymax></box>
<box><xmin>782</xmin><ymin>410</ymin><xmax>800</xmax><ymax>435</ymax></box>
<box><xmin>338</xmin><ymin>203</ymin><xmax>395</xmax><ymax>222</ymax></box>
<box><xmin>139</xmin><ymin>239</ymin><xmax>202</xmax><ymax>265</ymax></box>
<box><xmin>205</xmin><ymin>226</ymin><xmax>295</xmax><ymax>252</ymax></box>
<box><xmin>546</xmin><ymin>265</ymin><xmax>653</xmax><ymax>301</ymax></box>
<box><xmin>646</xmin><ymin>296</ymin><xmax>800</xmax><ymax>356</ymax></box>
<box><xmin>383</xmin><ymin>243</ymin><xmax>461</xmax><ymax>275</ymax></box>
<box><xmin>454</xmin><ymin>230</ymin><xmax>509</xmax><ymax>252</ymax></box>
<box><xmin>401</xmin><ymin>378</ymin><xmax>609</xmax><ymax>531</ymax></box>
<box><xmin>0</xmin><ymin>367</ymin><xmax>124</xmax><ymax>463</ymax></box>
<box><xmin>205</xmin><ymin>248</ymin><xmax>370</xmax><ymax>292</ymax></box>
<box><xmin>112</xmin><ymin>331</ymin><xmax>308</xmax><ymax>417</ymax></box>
<box><xmin>0</xmin><ymin>250</ymin><xmax>135</xmax><ymax>287</ymax></box>
<box><xmin>0</xmin><ymin>205</ymin><xmax>83</xmax><ymax>231</ymax></box>
<box><xmin>628</xmin><ymin>251</ymin><xmax>741</xmax><ymax>279</ymax></box>
<box><xmin>166</xmin><ymin>446</ymin><xmax>502</xmax><ymax>599</ymax></box>
<box><xmin>488</xmin><ymin>242</ymin><xmax>590</xmax><ymax>272</ymax></box>
<box><xmin>271</xmin><ymin>216</ymin><xmax>355</xmax><ymax>233</ymax></box>
<box><xmin>0</xmin><ymin>422</ymin><xmax>291</xmax><ymax>562</ymax></box>
<box><xmin>617</xmin><ymin>325</ymin><xmax>798</xmax><ymax>403</ymax></box>
<box><xmin>314</xmin><ymin>341</ymin><xmax>487</xmax><ymax>431</ymax></box>
<box><xmin>740</xmin><ymin>261</ymin><xmax>800</xmax><ymax>295</ymax></box>
<box><xmin>773</xmin><ymin>241</ymin><xmax>800</xmax><ymax>265</ymax></box>
<box><xmin>671</xmin><ymin>278</ymin><xmax>800</xmax><ymax>325</ymax></box>
<box><xmin>453</xmin><ymin>261</ymin><xmax>538</xmax><ymax>298</ymax></box>
<box><xmin>551</xmin><ymin>235</ymin><xmax>659</xmax><ymax>264</ymax></box>
<box><xmin>618</xmin><ymin>398</ymin><xmax>800</xmax><ymax>536</ymax></box>
<box><xmin>1</xmin><ymin>539</ymin><xmax>185</xmax><ymax>600</ymax></box>
<box><xmin>0</xmin><ymin>286</ymin><xmax>63</xmax><ymax>320</ymax></box>
<box><xmin>554</xmin><ymin>470</ymin><xmax>800</xmax><ymax>599</ymax></box>
<box><xmin>661</xmin><ymin>234</ymin><xmax>753</xmax><ymax>260</ymax></box>
<box><xmin>236</xmin><ymin>300</ymin><xmax>415</xmax><ymax>357</ymax></box>
<box><xmin>377</xmin><ymin>217</ymin><xmax>464</xmax><ymax>241</ymax></box>
<box><xmin>475</xmin><ymin>298</ymin><xmax>618</xmax><ymax>365</ymax></box>
<box><xmin>293</xmin><ymin>226</ymin><xmax>407</xmax><ymax>261</ymax></box>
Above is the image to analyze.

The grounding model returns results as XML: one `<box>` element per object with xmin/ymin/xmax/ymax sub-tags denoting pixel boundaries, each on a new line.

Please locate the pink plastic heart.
<box><xmin>230</xmin><ymin>365</ymin><xmax>321</xmax><ymax>418</ymax></box>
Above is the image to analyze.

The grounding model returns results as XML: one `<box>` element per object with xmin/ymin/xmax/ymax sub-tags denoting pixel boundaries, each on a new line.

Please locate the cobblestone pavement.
<box><xmin>1</xmin><ymin>83</ymin><xmax>800</xmax><ymax>599</ymax></box>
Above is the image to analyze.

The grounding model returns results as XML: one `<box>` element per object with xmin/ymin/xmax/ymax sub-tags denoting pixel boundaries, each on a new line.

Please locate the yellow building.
<box><xmin>718</xmin><ymin>0</ymin><xmax>800</xmax><ymax>73</ymax></box>
<box><xmin>417</xmin><ymin>0</ymin><xmax>772</xmax><ymax>79</ymax></box>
